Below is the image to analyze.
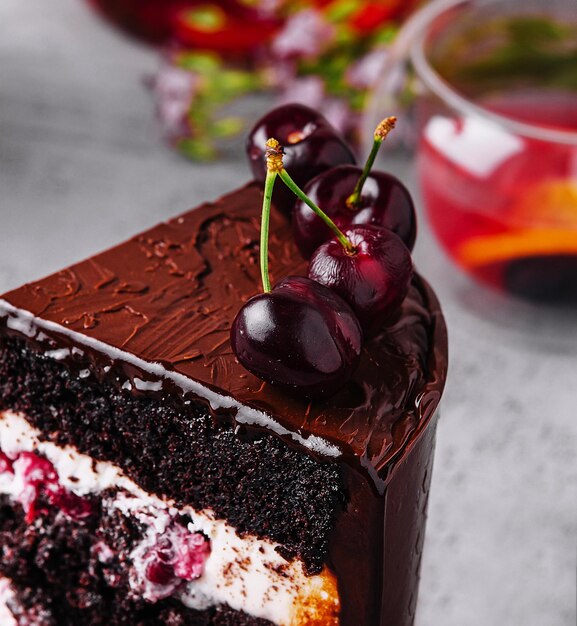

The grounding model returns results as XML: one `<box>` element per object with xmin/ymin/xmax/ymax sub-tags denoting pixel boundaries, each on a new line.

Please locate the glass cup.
<box><xmin>366</xmin><ymin>0</ymin><xmax>577</xmax><ymax>304</ymax></box>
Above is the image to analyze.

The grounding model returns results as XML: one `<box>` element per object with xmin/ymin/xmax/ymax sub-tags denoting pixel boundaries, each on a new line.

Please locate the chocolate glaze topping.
<box><xmin>0</xmin><ymin>182</ymin><xmax>447</xmax><ymax>491</ymax></box>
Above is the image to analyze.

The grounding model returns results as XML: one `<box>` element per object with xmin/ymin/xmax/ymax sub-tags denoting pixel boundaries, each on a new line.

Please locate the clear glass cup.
<box><xmin>366</xmin><ymin>0</ymin><xmax>577</xmax><ymax>304</ymax></box>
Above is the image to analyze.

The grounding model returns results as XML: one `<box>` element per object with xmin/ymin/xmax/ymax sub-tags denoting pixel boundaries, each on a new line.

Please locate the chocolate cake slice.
<box><xmin>0</xmin><ymin>182</ymin><xmax>447</xmax><ymax>626</ymax></box>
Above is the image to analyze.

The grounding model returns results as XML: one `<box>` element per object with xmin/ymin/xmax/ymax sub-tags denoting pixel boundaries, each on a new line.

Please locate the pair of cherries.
<box><xmin>231</xmin><ymin>104</ymin><xmax>416</xmax><ymax>399</ymax></box>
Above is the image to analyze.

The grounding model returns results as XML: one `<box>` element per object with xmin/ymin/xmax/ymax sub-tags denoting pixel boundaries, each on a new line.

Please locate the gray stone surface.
<box><xmin>1</xmin><ymin>1</ymin><xmax>575</xmax><ymax>624</ymax></box>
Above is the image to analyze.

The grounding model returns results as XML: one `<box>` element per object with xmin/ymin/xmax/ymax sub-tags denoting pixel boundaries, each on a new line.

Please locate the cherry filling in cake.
<box><xmin>0</xmin><ymin>451</ymin><xmax>96</xmax><ymax>523</ymax></box>
<box><xmin>0</xmin><ymin>447</ymin><xmax>212</xmax><ymax>602</ymax></box>
<box><xmin>0</xmin><ymin>409</ymin><xmax>339</xmax><ymax>625</ymax></box>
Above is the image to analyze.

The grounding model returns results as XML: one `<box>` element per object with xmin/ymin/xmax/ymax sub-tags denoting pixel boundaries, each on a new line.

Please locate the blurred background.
<box><xmin>0</xmin><ymin>0</ymin><xmax>576</xmax><ymax>624</ymax></box>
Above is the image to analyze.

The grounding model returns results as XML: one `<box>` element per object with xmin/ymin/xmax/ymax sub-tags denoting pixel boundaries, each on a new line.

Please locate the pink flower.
<box><xmin>346</xmin><ymin>48</ymin><xmax>389</xmax><ymax>90</ymax></box>
<box><xmin>322</xmin><ymin>100</ymin><xmax>354</xmax><ymax>136</ymax></box>
<box><xmin>271</xmin><ymin>9</ymin><xmax>335</xmax><ymax>60</ymax></box>
<box><xmin>151</xmin><ymin>62</ymin><xmax>199</xmax><ymax>140</ymax></box>
<box><xmin>276</xmin><ymin>75</ymin><xmax>325</xmax><ymax>107</ymax></box>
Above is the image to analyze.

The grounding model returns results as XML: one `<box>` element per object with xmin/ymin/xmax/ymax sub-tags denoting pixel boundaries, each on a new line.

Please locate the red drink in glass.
<box><xmin>419</xmin><ymin>91</ymin><xmax>577</xmax><ymax>303</ymax></box>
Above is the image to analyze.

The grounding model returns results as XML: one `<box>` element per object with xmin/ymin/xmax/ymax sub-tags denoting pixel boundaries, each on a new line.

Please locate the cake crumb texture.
<box><xmin>0</xmin><ymin>494</ymin><xmax>273</xmax><ymax>625</ymax></box>
<box><xmin>0</xmin><ymin>336</ymin><xmax>345</xmax><ymax>574</ymax></box>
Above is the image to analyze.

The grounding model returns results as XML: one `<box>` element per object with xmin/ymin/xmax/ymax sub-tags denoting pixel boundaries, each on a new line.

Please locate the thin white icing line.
<box><xmin>0</xmin><ymin>299</ymin><xmax>340</xmax><ymax>458</ymax></box>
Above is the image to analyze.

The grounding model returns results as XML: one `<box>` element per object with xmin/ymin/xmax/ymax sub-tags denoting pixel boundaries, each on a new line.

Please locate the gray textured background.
<box><xmin>1</xmin><ymin>1</ymin><xmax>575</xmax><ymax>624</ymax></box>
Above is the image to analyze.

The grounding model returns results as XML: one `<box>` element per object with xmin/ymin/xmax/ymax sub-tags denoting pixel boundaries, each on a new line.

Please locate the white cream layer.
<box><xmin>0</xmin><ymin>578</ymin><xmax>17</xmax><ymax>626</ymax></box>
<box><xmin>0</xmin><ymin>410</ymin><xmax>339</xmax><ymax>625</ymax></box>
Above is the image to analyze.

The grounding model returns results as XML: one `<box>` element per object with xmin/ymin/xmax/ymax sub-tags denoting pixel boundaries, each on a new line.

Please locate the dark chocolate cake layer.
<box><xmin>0</xmin><ymin>496</ymin><xmax>271</xmax><ymax>626</ymax></box>
<box><xmin>0</xmin><ymin>182</ymin><xmax>447</xmax><ymax>491</ymax></box>
<box><xmin>0</xmin><ymin>335</ymin><xmax>343</xmax><ymax>573</ymax></box>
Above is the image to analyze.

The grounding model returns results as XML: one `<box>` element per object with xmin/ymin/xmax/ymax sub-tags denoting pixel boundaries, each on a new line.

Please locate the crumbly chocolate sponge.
<box><xmin>0</xmin><ymin>495</ymin><xmax>272</xmax><ymax>626</ymax></box>
<box><xmin>0</xmin><ymin>336</ymin><xmax>344</xmax><ymax>573</ymax></box>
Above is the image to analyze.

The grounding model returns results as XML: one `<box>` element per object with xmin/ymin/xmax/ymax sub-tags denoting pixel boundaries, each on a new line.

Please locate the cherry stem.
<box><xmin>260</xmin><ymin>169</ymin><xmax>276</xmax><ymax>293</ymax></box>
<box><xmin>277</xmin><ymin>168</ymin><xmax>355</xmax><ymax>254</ymax></box>
<box><xmin>346</xmin><ymin>116</ymin><xmax>397</xmax><ymax>209</ymax></box>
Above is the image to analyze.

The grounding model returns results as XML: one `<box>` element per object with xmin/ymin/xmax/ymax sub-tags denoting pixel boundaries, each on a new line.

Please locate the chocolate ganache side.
<box><xmin>0</xmin><ymin>182</ymin><xmax>447</xmax><ymax>492</ymax></box>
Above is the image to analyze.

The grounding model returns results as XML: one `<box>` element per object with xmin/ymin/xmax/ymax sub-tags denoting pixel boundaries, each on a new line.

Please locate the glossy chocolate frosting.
<box><xmin>0</xmin><ymin>182</ymin><xmax>447</xmax><ymax>492</ymax></box>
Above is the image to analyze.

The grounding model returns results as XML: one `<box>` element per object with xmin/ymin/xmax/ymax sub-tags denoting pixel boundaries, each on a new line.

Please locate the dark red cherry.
<box><xmin>293</xmin><ymin>164</ymin><xmax>416</xmax><ymax>259</ymax></box>
<box><xmin>246</xmin><ymin>104</ymin><xmax>356</xmax><ymax>215</ymax></box>
<box><xmin>231</xmin><ymin>276</ymin><xmax>362</xmax><ymax>398</ymax></box>
<box><xmin>144</xmin><ymin>536</ymin><xmax>176</xmax><ymax>585</ymax></box>
<box><xmin>308</xmin><ymin>225</ymin><xmax>413</xmax><ymax>333</ymax></box>
<box><xmin>0</xmin><ymin>452</ymin><xmax>13</xmax><ymax>474</ymax></box>
<box><xmin>50</xmin><ymin>488</ymin><xmax>95</xmax><ymax>520</ymax></box>
<box><xmin>145</xmin><ymin>558</ymin><xmax>175</xmax><ymax>586</ymax></box>
<box><xmin>145</xmin><ymin>561</ymin><xmax>174</xmax><ymax>586</ymax></box>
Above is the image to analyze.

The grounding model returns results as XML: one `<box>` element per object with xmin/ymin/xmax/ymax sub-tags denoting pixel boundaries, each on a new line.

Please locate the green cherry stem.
<box><xmin>277</xmin><ymin>169</ymin><xmax>354</xmax><ymax>254</ymax></box>
<box><xmin>346</xmin><ymin>116</ymin><xmax>397</xmax><ymax>209</ymax></box>
<box><xmin>260</xmin><ymin>137</ymin><xmax>356</xmax><ymax>292</ymax></box>
<box><xmin>260</xmin><ymin>169</ymin><xmax>276</xmax><ymax>293</ymax></box>
<box><xmin>263</xmin><ymin>138</ymin><xmax>355</xmax><ymax>255</ymax></box>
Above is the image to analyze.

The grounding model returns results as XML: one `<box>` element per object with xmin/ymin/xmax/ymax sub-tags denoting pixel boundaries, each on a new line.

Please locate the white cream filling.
<box><xmin>0</xmin><ymin>410</ymin><xmax>339</xmax><ymax>625</ymax></box>
<box><xmin>0</xmin><ymin>578</ymin><xmax>17</xmax><ymax>626</ymax></box>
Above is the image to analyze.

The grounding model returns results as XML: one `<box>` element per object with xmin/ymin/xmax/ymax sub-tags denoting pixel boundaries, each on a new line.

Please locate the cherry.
<box><xmin>173</xmin><ymin>4</ymin><xmax>281</xmax><ymax>58</ymax></box>
<box><xmin>10</xmin><ymin>452</ymin><xmax>95</xmax><ymax>522</ymax></box>
<box><xmin>13</xmin><ymin>452</ymin><xmax>58</xmax><ymax>523</ymax></box>
<box><xmin>308</xmin><ymin>225</ymin><xmax>413</xmax><ymax>332</ymax></box>
<box><xmin>16</xmin><ymin>451</ymin><xmax>58</xmax><ymax>485</ymax></box>
<box><xmin>291</xmin><ymin>116</ymin><xmax>416</xmax><ymax>258</ymax></box>
<box><xmin>50</xmin><ymin>488</ymin><xmax>95</xmax><ymax>521</ymax></box>
<box><xmin>293</xmin><ymin>164</ymin><xmax>416</xmax><ymax>258</ymax></box>
<box><xmin>173</xmin><ymin>532</ymin><xmax>210</xmax><ymax>581</ymax></box>
<box><xmin>246</xmin><ymin>103</ymin><xmax>356</xmax><ymax>214</ymax></box>
<box><xmin>145</xmin><ymin>559</ymin><xmax>174</xmax><ymax>586</ymax></box>
<box><xmin>87</xmin><ymin>0</ymin><xmax>194</xmax><ymax>43</ymax></box>
<box><xmin>138</xmin><ymin>525</ymin><xmax>210</xmax><ymax>600</ymax></box>
<box><xmin>145</xmin><ymin>538</ymin><xmax>176</xmax><ymax>586</ymax></box>
<box><xmin>0</xmin><ymin>452</ymin><xmax>13</xmax><ymax>474</ymax></box>
<box><xmin>231</xmin><ymin>276</ymin><xmax>362</xmax><ymax>398</ymax></box>
<box><xmin>232</xmin><ymin>136</ymin><xmax>364</xmax><ymax>397</ymax></box>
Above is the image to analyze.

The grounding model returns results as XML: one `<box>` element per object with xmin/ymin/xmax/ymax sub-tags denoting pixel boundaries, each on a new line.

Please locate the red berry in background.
<box><xmin>173</xmin><ymin>4</ymin><xmax>281</xmax><ymax>57</ymax></box>
<box><xmin>231</xmin><ymin>276</ymin><xmax>362</xmax><ymax>398</ymax></box>
<box><xmin>308</xmin><ymin>225</ymin><xmax>413</xmax><ymax>333</ymax></box>
<box><xmin>349</xmin><ymin>1</ymin><xmax>420</xmax><ymax>34</ymax></box>
<box><xmin>86</xmin><ymin>0</ymin><xmax>279</xmax><ymax>48</ymax></box>
<box><xmin>86</xmin><ymin>0</ymin><xmax>194</xmax><ymax>43</ymax></box>
<box><xmin>293</xmin><ymin>164</ymin><xmax>416</xmax><ymax>259</ymax></box>
<box><xmin>246</xmin><ymin>104</ymin><xmax>356</xmax><ymax>215</ymax></box>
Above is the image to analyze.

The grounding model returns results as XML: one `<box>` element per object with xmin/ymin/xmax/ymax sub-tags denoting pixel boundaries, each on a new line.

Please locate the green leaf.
<box><xmin>373</xmin><ymin>25</ymin><xmax>397</xmax><ymax>45</ymax></box>
<box><xmin>178</xmin><ymin>137</ymin><xmax>217</xmax><ymax>161</ymax></box>
<box><xmin>211</xmin><ymin>117</ymin><xmax>244</xmax><ymax>137</ymax></box>
<box><xmin>177</xmin><ymin>52</ymin><xmax>221</xmax><ymax>74</ymax></box>
<box><xmin>325</xmin><ymin>0</ymin><xmax>359</xmax><ymax>23</ymax></box>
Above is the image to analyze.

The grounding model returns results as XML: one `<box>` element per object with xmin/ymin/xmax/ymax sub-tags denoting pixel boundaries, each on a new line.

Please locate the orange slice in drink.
<box><xmin>457</xmin><ymin>179</ymin><xmax>577</xmax><ymax>267</ymax></box>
